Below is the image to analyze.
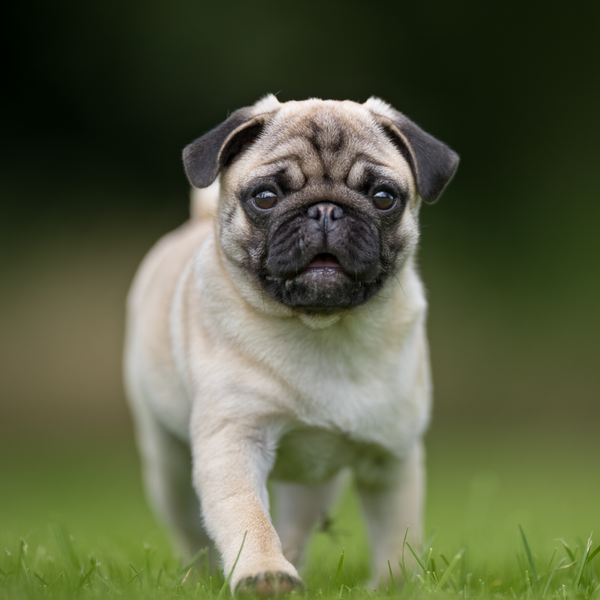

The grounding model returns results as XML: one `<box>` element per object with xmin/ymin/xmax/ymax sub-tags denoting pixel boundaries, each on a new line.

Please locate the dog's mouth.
<box><xmin>303</xmin><ymin>253</ymin><xmax>343</xmax><ymax>271</ymax></box>
<box><xmin>259</xmin><ymin>249</ymin><xmax>388</xmax><ymax>312</ymax></box>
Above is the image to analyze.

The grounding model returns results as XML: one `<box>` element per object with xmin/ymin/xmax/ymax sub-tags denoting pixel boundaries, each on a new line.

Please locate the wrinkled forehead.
<box><xmin>231</xmin><ymin>101</ymin><xmax>415</xmax><ymax>191</ymax></box>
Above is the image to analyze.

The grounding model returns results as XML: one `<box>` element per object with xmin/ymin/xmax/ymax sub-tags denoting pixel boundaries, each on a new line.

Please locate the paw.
<box><xmin>235</xmin><ymin>571</ymin><xmax>305</xmax><ymax>598</ymax></box>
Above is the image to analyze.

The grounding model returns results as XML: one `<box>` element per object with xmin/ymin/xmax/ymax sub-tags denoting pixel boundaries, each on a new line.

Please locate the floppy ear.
<box><xmin>183</xmin><ymin>97</ymin><xmax>279</xmax><ymax>188</ymax></box>
<box><xmin>365</xmin><ymin>97</ymin><xmax>459</xmax><ymax>203</ymax></box>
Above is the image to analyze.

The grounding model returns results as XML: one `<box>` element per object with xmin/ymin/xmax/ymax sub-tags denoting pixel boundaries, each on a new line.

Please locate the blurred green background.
<box><xmin>2</xmin><ymin>0</ymin><xmax>599</xmax><ymax>576</ymax></box>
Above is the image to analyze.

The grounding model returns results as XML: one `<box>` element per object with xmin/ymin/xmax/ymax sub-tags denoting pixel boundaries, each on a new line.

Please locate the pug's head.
<box><xmin>183</xmin><ymin>96</ymin><xmax>458</xmax><ymax>320</ymax></box>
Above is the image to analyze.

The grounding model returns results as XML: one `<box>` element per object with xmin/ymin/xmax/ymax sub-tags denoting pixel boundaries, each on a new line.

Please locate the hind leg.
<box><xmin>272</xmin><ymin>474</ymin><xmax>344</xmax><ymax>567</ymax></box>
<box><xmin>356</xmin><ymin>441</ymin><xmax>424</xmax><ymax>586</ymax></box>
<box><xmin>134</xmin><ymin>406</ymin><xmax>216</xmax><ymax>566</ymax></box>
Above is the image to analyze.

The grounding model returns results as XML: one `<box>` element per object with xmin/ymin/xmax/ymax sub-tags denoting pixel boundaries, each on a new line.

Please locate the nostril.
<box><xmin>331</xmin><ymin>206</ymin><xmax>343</xmax><ymax>220</ymax></box>
<box><xmin>307</xmin><ymin>203</ymin><xmax>343</xmax><ymax>221</ymax></box>
<box><xmin>307</xmin><ymin>205</ymin><xmax>320</xmax><ymax>220</ymax></box>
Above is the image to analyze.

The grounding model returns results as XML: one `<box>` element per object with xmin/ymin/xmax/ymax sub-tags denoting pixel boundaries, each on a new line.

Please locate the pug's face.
<box><xmin>183</xmin><ymin>97</ymin><xmax>459</xmax><ymax>315</ymax></box>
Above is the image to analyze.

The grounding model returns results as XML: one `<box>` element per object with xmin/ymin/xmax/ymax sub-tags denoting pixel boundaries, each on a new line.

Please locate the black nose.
<box><xmin>307</xmin><ymin>202</ymin><xmax>344</xmax><ymax>225</ymax></box>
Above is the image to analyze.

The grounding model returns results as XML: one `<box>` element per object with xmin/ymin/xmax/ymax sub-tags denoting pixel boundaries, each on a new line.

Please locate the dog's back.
<box><xmin>124</xmin><ymin>195</ymin><xmax>214</xmax><ymax>440</ymax></box>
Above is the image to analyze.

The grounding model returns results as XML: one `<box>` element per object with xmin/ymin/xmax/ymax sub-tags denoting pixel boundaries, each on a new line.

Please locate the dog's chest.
<box><xmin>270</xmin><ymin>425</ymin><xmax>396</xmax><ymax>487</ymax></box>
<box><xmin>265</xmin><ymin>322</ymin><xmax>429</xmax><ymax>449</ymax></box>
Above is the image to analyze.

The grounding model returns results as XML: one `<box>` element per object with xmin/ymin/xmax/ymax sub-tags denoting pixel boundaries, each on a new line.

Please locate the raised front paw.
<box><xmin>235</xmin><ymin>571</ymin><xmax>305</xmax><ymax>598</ymax></box>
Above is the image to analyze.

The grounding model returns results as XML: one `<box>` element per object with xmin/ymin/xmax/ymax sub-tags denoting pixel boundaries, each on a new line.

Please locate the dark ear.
<box><xmin>182</xmin><ymin>105</ymin><xmax>274</xmax><ymax>188</ymax></box>
<box><xmin>365</xmin><ymin>98</ymin><xmax>459</xmax><ymax>203</ymax></box>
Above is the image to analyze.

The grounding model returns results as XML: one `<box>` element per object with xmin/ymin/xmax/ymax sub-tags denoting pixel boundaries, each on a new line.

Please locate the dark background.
<box><xmin>2</xmin><ymin>0</ymin><xmax>599</xmax><ymax>439</ymax></box>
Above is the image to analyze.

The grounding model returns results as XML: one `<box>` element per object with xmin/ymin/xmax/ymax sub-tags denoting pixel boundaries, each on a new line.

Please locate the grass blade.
<box><xmin>586</xmin><ymin>544</ymin><xmax>600</xmax><ymax>566</ymax></box>
<box><xmin>544</xmin><ymin>547</ymin><xmax>558</xmax><ymax>575</ymax></box>
<box><xmin>575</xmin><ymin>534</ymin><xmax>593</xmax><ymax>587</ymax></box>
<box><xmin>218</xmin><ymin>531</ymin><xmax>247</xmax><ymax>598</ymax></box>
<box><xmin>180</xmin><ymin>547</ymin><xmax>208</xmax><ymax>577</ymax></box>
<box><xmin>436</xmin><ymin>549</ymin><xmax>464</xmax><ymax>590</ymax></box>
<box><xmin>542</xmin><ymin>557</ymin><xmax>566</xmax><ymax>598</ymax></box>
<box><xmin>76</xmin><ymin>562</ymin><xmax>96</xmax><ymax>590</ymax></box>
<box><xmin>556</xmin><ymin>539</ymin><xmax>576</xmax><ymax>563</ymax></box>
<box><xmin>94</xmin><ymin>571</ymin><xmax>117</xmax><ymax>591</ymax></box>
<box><xmin>430</xmin><ymin>557</ymin><xmax>438</xmax><ymax>582</ymax></box>
<box><xmin>519</xmin><ymin>525</ymin><xmax>539</xmax><ymax>582</ymax></box>
<box><xmin>125</xmin><ymin>565</ymin><xmax>144</xmax><ymax>586</ymax></box>
<box><xmin>399</xmin><ymin>526</ymin><xmax>410</xmax><ymax>582</ymax></box>
<box><xmin>421</xmin><ymin>531</ymin><xmax>438</xmax><ymax>557</ymax></box>
<box><xmin>405</xmin><ymin>542</ymin><xmax>426</xmax><ymax>573</ymax></box>
<box><xmin>48</xmin><ymin>572</ymin><xmax>64</xmax><ymax>588</ymax></box>
<box><xmin>53</xmin><ymin>525</ymin><xmax>81</xmax><ymax>571</ymax></box>
<box><xmin>15</xmin><ymin>539</ymin><xmax>26</xmax><ymax>578</ymax></box>
<box><xmin>333</xmin><ymin>548</ymin><xmax>345</xmax><ymax>592</ymax></box>
<box><xmin>387</xmin><ymin>560</ymin><xmax>397</xmax><ymax>593</ymax></box>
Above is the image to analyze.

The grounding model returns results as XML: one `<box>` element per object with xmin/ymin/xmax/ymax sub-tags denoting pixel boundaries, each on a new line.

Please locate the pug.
<box><xmin>124</xmin><ymin>95</ymin><xmax>458</xmax><ymax>596</ymax></box>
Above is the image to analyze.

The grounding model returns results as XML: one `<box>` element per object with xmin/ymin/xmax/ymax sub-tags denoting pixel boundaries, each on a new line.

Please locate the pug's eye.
<box><xmin>372</xmin><ymin>188</ymin><xmax>397</xmax><ymax>210</ymax></box>
<box><xmin>253</xmin><ymin>189</ymin><xmax>278</xmax><ymax>210</ymax></box>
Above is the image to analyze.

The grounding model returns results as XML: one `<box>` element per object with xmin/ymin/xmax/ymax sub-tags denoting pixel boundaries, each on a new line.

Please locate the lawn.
<box><xmin>1</xmin><ymin>420</ymin><xmax>598</xmax><ymax>599</ymax></box>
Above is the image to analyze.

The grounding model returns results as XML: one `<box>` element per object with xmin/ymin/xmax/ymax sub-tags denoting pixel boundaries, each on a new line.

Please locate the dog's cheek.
<box><xmin>220</xmin><ymin>203</ymin><xmax>268</xmax><ymax>272</ymax></box>
<box><xmin>383</xmin><ymin>209</ymin><xmax>420</xmax><ymax>272</ymax></box>
<box><xmin>244</xmin><ymin>228</ymin><xmax>269</xmax><ymax>273</ymax></box>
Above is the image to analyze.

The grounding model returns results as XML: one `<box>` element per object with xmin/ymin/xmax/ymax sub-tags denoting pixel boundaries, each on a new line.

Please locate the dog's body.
<box><xmin>124</xmin><ymin>96</ymin><xmax>458</xmax><ymax>595</ymax></box>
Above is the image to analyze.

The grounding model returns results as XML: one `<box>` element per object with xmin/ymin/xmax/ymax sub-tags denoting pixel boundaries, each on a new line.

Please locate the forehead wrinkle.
<box><xmin>319</xmin><ymin>147</ymin><xmax>355</xmax><ymax>181</ymax></box>
<box><xmin>258</xmin><ymin>107</ymin><xmax>406</xmax><ymax>185</ymax></box>
<box><xmin>259</xmin><ymin>131</ymin><xmax>311</xmax><ymax>155</ymax></box>
<box><xmin>346</xmin><ymin>156</ymin><xmax>411</xmax><ymax>192</ymax></box>
<box><xmin>240</xmin><ymin>157</ymin><xmax>306</xmax><ymax>190</ymax></box>
<box><xmin>346</xmin><ymin>155</ymin><xmax>372</xmax><ymax>188</ymax></box>
<box><xmin>257</xmin><ymin>133</ymin><xmax>324</xmax><ymax>180</ymax></box>
<box><xmin>255</xmin><ymin>155</ymin><xmax>302</xmax><ymax>168</ymax></box>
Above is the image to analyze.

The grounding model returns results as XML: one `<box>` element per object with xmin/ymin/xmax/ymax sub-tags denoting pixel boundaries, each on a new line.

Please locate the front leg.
<box><xmin>191</xmin><ymin>414</ymin><xmax>303</xmax><ymax>596</ymax></box>
<box><xmin>356</xmin><ymin>440</ymin><xmax>425</xmax><ymax>587</ymax></box>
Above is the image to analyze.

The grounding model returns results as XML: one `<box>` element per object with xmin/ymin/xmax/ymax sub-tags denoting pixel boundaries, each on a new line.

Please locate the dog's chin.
<box><xmin>259</xmin><ymin>254</ymin><xmax>386</xmax><ymax>324</ymax></box>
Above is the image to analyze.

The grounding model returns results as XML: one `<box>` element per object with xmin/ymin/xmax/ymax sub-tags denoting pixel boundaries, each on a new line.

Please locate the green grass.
<box><xmin>1</xmin><ymin>422</ymin><xmax>598</xmax><ymax>599</ymax></box>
